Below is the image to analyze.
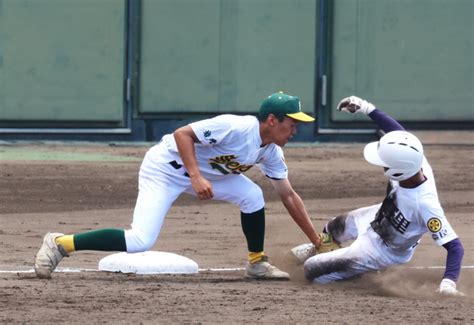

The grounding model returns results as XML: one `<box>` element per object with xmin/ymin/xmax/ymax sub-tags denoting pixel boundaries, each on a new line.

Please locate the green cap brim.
<box><xmin>287</xmin><ymin>111</ymin><xmax>315</xmax><ymax>122</ymax></box>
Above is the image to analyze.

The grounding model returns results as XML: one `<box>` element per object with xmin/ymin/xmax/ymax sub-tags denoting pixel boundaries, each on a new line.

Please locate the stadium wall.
<box><xmin>0</xmin><ymin>0</ymin><xmax>472</xmax><ymax>142</ymax></box>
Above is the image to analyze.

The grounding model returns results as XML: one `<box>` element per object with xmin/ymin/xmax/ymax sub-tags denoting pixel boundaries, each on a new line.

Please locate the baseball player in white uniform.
<box><xmin>299</xmin><ymin>96</ymin><xmax>465</xmax><ymax>295</ymax></box>
<box><xmin>35</xmin><ymin>91</ymin><xmax>325</xmax><ymax>280</ymax></box>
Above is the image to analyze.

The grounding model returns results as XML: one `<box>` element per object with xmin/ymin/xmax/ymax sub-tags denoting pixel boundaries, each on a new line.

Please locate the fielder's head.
<box><xmin>363</xmin><ymin>130</ymin><xmax>424</xmax><ymax>181</ymax></box>
<box><xmin>258</xmin><ymin>91</ymin><xmax>315</xmax><ymax>122</ymax></box>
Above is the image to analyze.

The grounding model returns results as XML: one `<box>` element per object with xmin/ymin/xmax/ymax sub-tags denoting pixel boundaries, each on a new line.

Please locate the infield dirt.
<box><xmin>1</xmin><ymin>142</ymin><xmax>473</xmax><ymax>324</ymax></box>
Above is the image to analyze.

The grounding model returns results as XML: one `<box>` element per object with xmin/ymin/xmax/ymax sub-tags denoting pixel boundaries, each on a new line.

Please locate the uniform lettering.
<box><xmin>236</xmin><ymin>165</ymin><xmax>252</xmax><ymax>172</ymax></box>
<box><xmin>226</xmin><ymin>161</ymin><xmax>240</xmax><ymax>170</ymax></box>
<box><xmin>389</xmin><ymin>211</ymin><xmax>410</xmax><ymax>234</ymax></box>
<box><xmin>210</xmin><ymin>162</ymin><xmax>230</xmax><ymax>175</ymax></box>
<box><xmin>371</xmin><ymin>192</ymin><xmax>411</xmax><ymax>238</ymax></box>
<box><xmin>209</xmin><ymin>155</ymin><xmax>237</xmax><ymax>164</ymax></box>
<box><xmin>437</xmin><ymin>228</ymin><xmax>448</xmax><ymax>238</ymax></box>
<box><xmin>209</xmin><ymin>155</ymin><xmax>254</xmax><ymax>175</ymax></box>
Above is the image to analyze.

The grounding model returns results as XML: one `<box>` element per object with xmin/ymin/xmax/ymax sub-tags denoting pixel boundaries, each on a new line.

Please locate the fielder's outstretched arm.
<box><xmin>269</xmin><ymin>178</ymin><xmax>321</xmax><ymax>248</ymax></box>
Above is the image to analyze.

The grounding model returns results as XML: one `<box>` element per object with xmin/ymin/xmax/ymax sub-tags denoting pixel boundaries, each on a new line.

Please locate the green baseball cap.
<box><xmin>259</xmin><ymin>91</ymin><xmax>315</xmax><ymax>122</ymax></box>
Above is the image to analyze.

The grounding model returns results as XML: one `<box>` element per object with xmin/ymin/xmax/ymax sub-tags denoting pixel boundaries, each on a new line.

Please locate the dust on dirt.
<box><xmin>1</xmin><ymin>143</ymin><xmax>473</xmax><ymax>324</ymax></box>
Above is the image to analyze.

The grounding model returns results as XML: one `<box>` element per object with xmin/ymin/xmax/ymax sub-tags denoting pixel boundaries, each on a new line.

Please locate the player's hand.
<box><xmin>190</xmin><ymin>175</ymin><xmax>214</xmax><ymax>200</ymax></box>
<box><xmin>437</xmin><ymin>279</ymin><xmax>465</xmax><ymax>296</ymax></box>
<box><xmin>336</xmin><ymin>96</ymin><xmax>375</xmax><ymax>115</ymax></box>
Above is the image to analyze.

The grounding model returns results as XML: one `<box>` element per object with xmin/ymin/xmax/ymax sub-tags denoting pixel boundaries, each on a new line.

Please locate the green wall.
<box><xmin>0</xmin><ymin>0</ymin><xmax>125</xmax><ymax>123</ymax></box>
<box><xmin>0</xmin><ymin>0</ymin><xmax>472</xmax><ymax>138</ymax></box>
<box><xmin>139</xmin><ymin>0</ymin><xmax>316</xmax><ymax>114</ymax></box>
<box><xmin>331</xmin><ymin>0</ymin><xmax>473</xmax><ymax>122</ymax></box>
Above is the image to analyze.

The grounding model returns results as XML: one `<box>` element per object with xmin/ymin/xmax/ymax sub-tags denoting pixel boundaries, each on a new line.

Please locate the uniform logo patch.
<box><xmin>427</xmin><ymin>218</ymin><xmax>442</xmax><ymax>232</ymax></box>
<box><xmin>203</xmin><ymin>130</ymin><xmax>217</xmax><ymax>144</ymax></box>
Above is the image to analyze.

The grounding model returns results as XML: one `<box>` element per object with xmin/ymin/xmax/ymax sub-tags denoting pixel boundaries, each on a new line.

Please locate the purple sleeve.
<box><xmin>368</xmin><ymin>109</ymin><xmax>405</xmax><ymax>133</ymax></box>
<box><xmin>442</xmin><ymin>238</ymin><xmax>464</xmax><ymax>282</ymax></box>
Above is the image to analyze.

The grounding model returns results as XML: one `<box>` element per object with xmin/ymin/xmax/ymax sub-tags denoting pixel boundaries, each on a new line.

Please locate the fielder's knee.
<box><xmin>239</xmin><ymin>185</ymin><xmax>264</xmax><ymax>213</ymax></box>
<box><xmin>124</xmin><ymin>228</ymin><xmax>156</xmax><ymax>253</ymax></box>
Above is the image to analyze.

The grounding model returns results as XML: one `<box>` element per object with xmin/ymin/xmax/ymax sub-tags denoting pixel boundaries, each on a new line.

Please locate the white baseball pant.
<box><xmin>304</xmin><ymin>204</ymin><xmax>414</xmax><ymax>283</ymax></box>
<box><xmin>124</xmin><ymin>150</ymin><xmax>265</xmax><ymax>252</ymax></box>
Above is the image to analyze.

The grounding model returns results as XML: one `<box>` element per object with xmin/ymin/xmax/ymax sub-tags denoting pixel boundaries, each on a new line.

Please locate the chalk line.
<box><xmin>0</xmin><ymin>267</ymin><xmax>245</xmax><ymax>274</ymax></box>
<box><xmin>0</xmin><ymin>265</ymin><xmax>473</xmax><ymax>274</ymax></box>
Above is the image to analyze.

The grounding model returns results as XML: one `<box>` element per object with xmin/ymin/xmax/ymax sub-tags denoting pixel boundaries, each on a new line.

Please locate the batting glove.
<box><xmin>336</xmin><ymin>96</ymin><xmax>375</xmax><ymax>115</ymax></box>
<box><xmin>437</xmin><ymin>278</ymin><xmax>465</xmax><ymax>296</ymax></box>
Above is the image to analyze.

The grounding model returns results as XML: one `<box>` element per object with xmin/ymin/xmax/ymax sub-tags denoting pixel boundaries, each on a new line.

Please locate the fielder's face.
<box><xmin>272</xmin><ymin>116</ymin><xmax>298</xmax><ymax>147</ymax></box>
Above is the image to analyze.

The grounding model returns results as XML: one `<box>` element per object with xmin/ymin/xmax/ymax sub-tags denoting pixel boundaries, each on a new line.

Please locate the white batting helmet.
<box><xmin>364</xmin><ymin>130</ymin><xmax>424</xmax><ymax>181</ymax></box>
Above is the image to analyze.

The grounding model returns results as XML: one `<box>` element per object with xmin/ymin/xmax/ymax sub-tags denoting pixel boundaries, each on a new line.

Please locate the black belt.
<box><xmin>169</xmin><ymin>160</ymin><xmax>190</xmax><ymax>177</ymax></box>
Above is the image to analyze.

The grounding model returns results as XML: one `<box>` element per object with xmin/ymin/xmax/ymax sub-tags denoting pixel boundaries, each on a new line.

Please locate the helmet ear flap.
<box><xmin>383</xmin><ymin>168</ymin><xmax>415</xmax><ymax>181</ymax></box>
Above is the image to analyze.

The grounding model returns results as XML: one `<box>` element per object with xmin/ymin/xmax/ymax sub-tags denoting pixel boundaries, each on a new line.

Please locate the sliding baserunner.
<box><xmin>297</xmin><ymin>96</ymin><xmax>465</xmax><ymax>296</ymax></box>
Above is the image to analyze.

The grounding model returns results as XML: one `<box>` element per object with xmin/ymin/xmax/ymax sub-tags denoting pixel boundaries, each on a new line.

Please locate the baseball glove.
<box><xmin>317</xmin><ymin>233</ymin><xmax>341</xmax><ymax>254</ymax></box>
<box><xmin>290</xmin><ymin>233</ymin><xmax>342</xmax><ymax>264</ymax></box>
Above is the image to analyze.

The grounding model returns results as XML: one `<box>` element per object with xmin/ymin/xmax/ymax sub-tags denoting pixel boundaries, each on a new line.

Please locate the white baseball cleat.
<box><xmin>34</xmin><ymin>232</ymin><xmax>69</xmax><ymax>279</ymax></box>
<box><xmin>291</xmin><ymin>243</ymin><xmax>316</xmax><ymax>264</ymax></box>
<box><xmin>245</xmin><ymin>256</ymin><xmax>290</xmax><ymax>280</ymax></box>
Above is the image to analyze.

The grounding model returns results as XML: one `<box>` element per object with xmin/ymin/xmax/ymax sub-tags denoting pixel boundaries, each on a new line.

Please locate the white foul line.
<box><xmin>0</xmin><ymin>267</ymin><xmax>97</xmax><ymax>274</ymax></box>
<box><xmin>408</xmin><ymin>266</ymin><xmax>474</xmax><ymax>269</ymax></box>
<box><xmin>198</xmin><ymin>267</ymin><xmax>245</xmax><ymax>272</ymax></box>
<box><xmin>0</xmin><ymin>267</ymin><xmax>246</xmax><ymax>274</ymax></box>
<box><xmin>0</xmin><ymin>265</ymin><xmax>473</xmax><ymax>274</ymax></box>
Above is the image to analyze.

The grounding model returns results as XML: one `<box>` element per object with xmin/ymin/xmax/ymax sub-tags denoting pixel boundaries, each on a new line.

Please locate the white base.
<box><xmin>98</xmin><ymin>251</ymin><xmax>199</xmax><ymax>274</ymax></box>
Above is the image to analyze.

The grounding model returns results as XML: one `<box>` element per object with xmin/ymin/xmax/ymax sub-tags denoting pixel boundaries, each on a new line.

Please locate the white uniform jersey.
<box><xmin>370</xmin><ymin>157</ymin><xmax>458</xmax><ymax>253</ymax></box>
<box><xmin>304</xmin><ymin>157</ymin><xmax>459</xmax><ymax>283</ymax></box>
<box><xmin>147</xmin><ymin>114</ymin><xmax>288</xmax><ymax>180</ymax></box>
<box><xmin>125</xmin><ymin>114</ymin><xmax>288</xmax><ymax>252</ymax></box>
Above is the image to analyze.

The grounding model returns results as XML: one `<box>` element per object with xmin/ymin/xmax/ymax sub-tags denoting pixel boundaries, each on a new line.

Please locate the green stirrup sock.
<box><xmin>240</xmin><ymin>207</ymin><xmax>265</xmax><ymax>253</ymax></box>
<box><xmin>74</xmin><ymin>228</ymin><xmax>127</xmax><ymax>251</ymax></box>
